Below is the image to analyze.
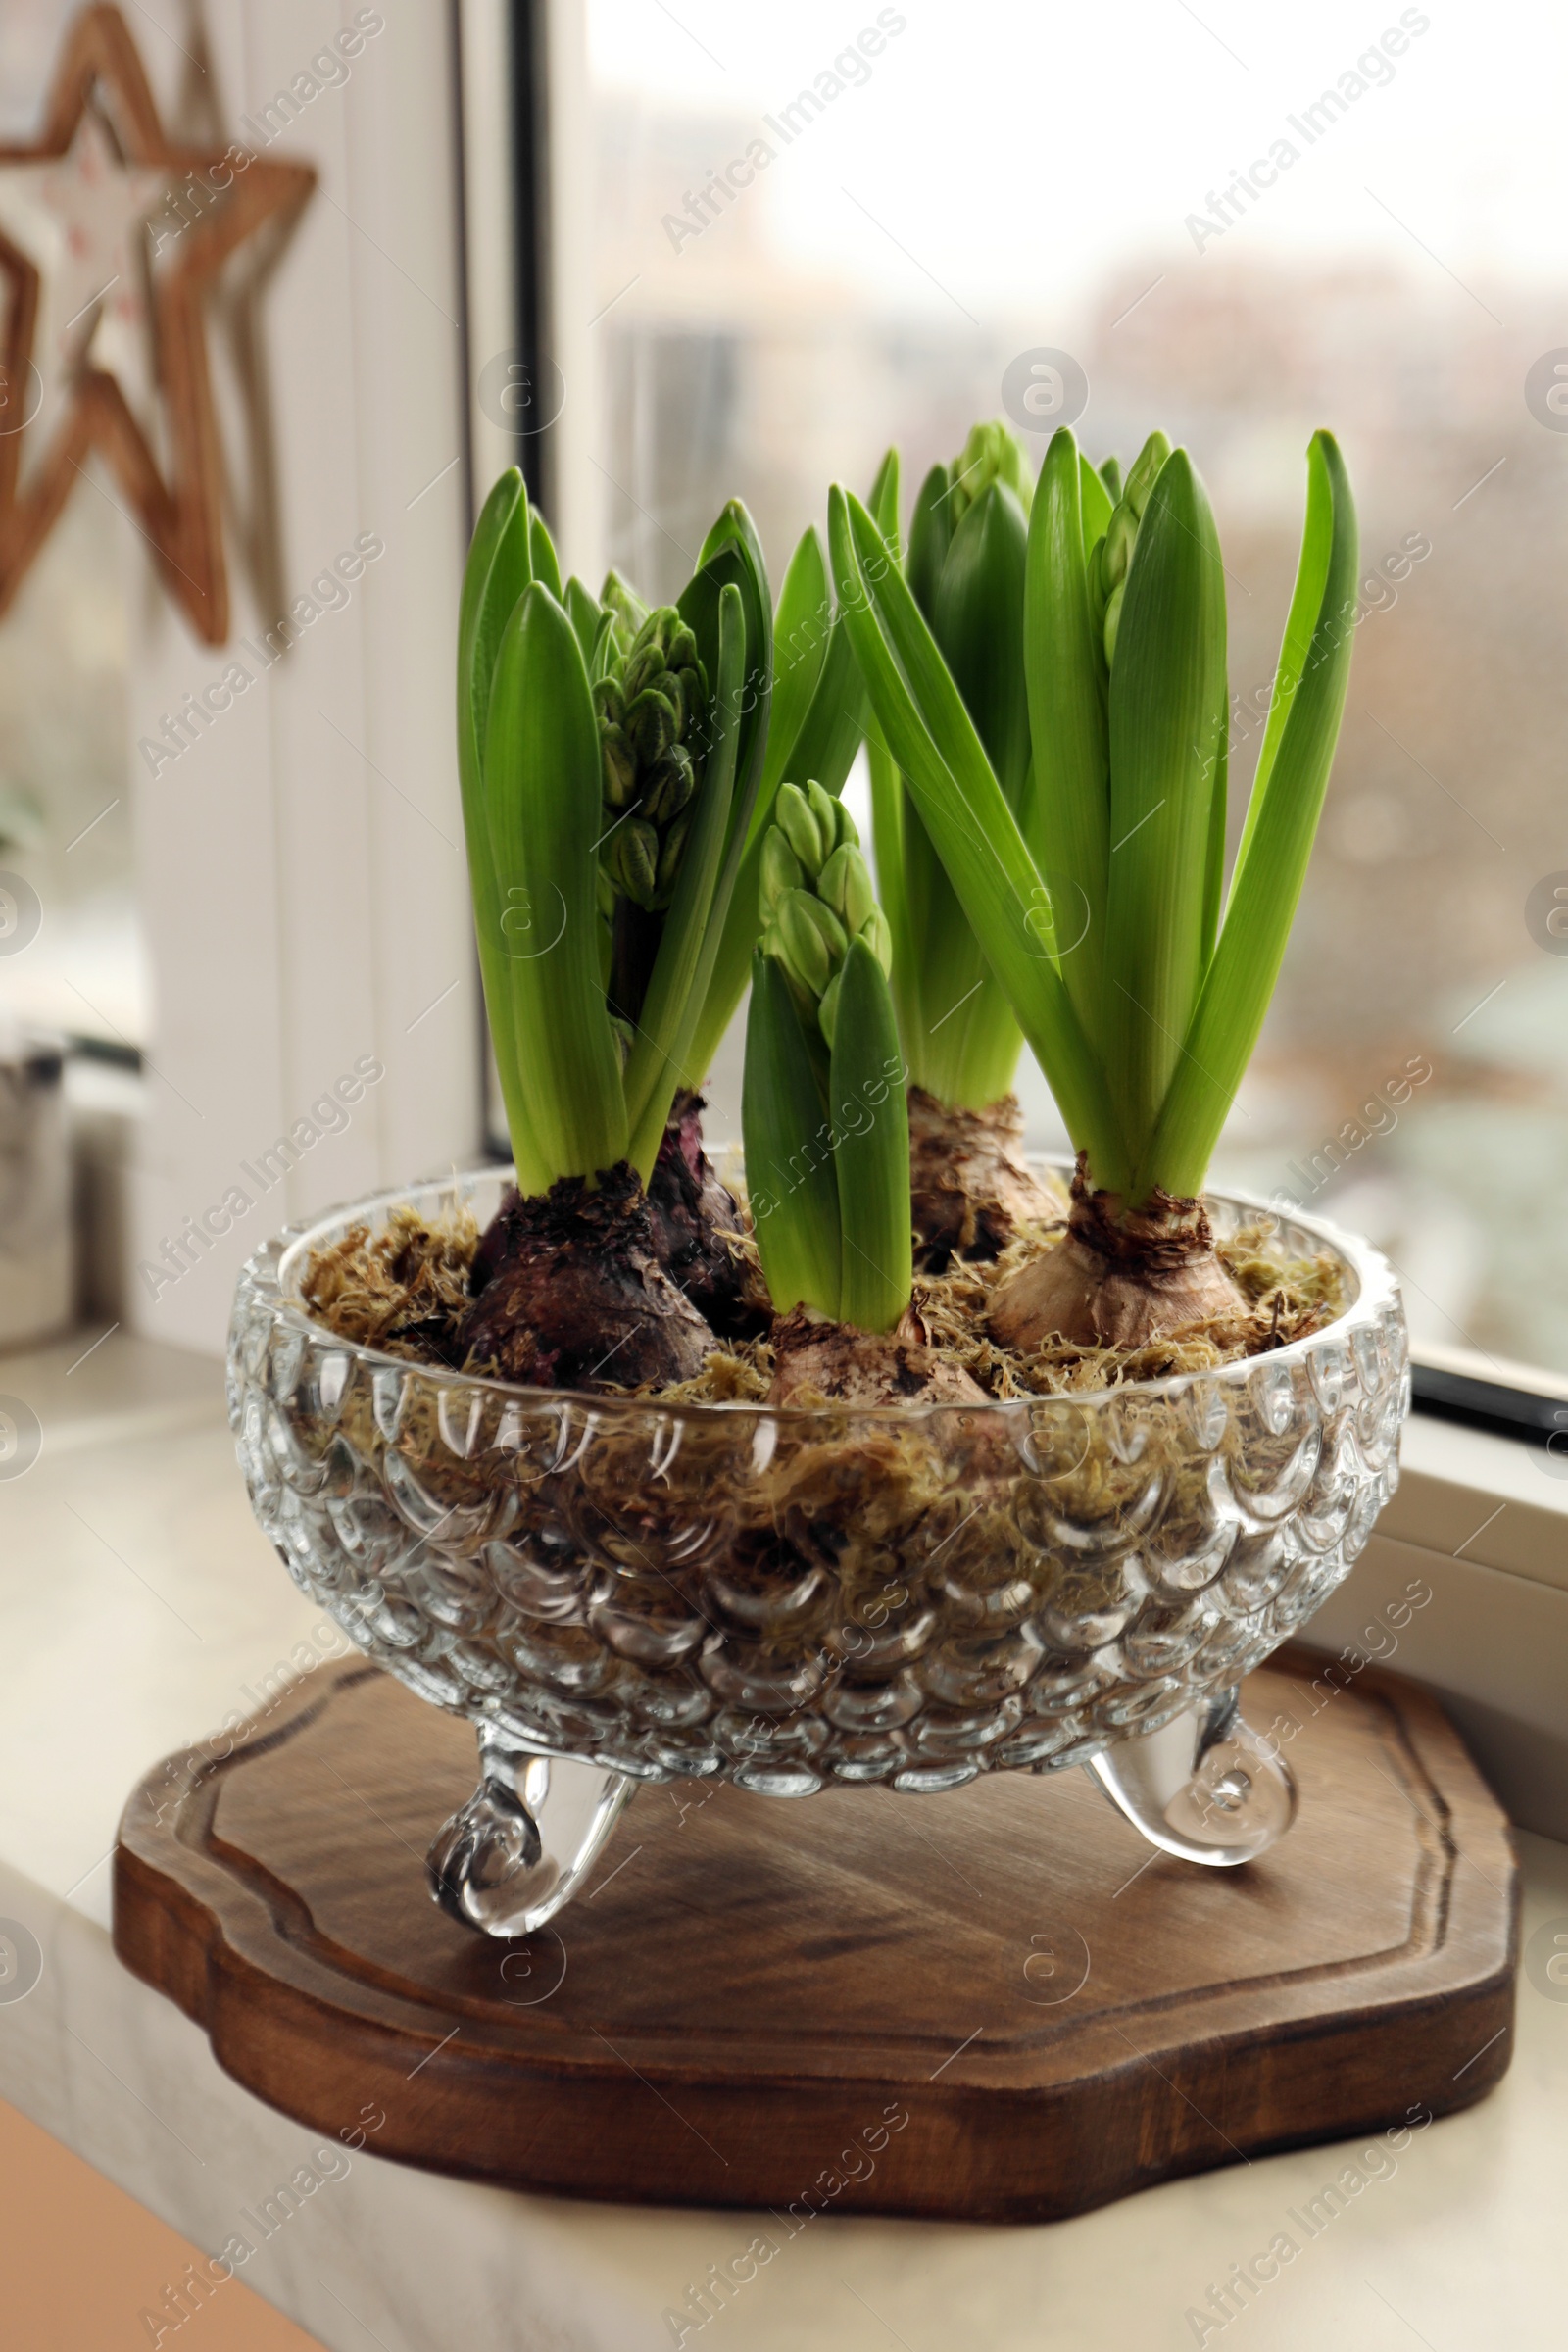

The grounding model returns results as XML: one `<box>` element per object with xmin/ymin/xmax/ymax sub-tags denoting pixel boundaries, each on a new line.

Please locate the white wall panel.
<box><xmin>123</xmin><ymin>0</ymin><xmax>479</xmax><ymax>1353</ymax></box>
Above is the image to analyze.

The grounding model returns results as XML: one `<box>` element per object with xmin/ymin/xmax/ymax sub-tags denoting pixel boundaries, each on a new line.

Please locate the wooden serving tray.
<box><xmin>113</xmin><ymin>1648</ymin><xmax>1517</xmax><ymax>2223</ymax></box>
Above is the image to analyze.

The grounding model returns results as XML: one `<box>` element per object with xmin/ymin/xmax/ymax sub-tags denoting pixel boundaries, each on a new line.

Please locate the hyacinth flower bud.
<box><xmin>611</xmin><ymin>817</ymin><xmax>660</xmax><ymax>907</ymax></box>
<box><xmin>744</xmin><ymin>762</ymin><xmax>909</xmax><ymax>1333</ymax></box>
<box><xmin>860</xmin><ymin>903</ymin><xmax>893</xmax><ymax>976</ymax></box>
<box><xmin>1124</xmin><ymin>429</ymin><xmax>1171</xmax><ymax>517</ymax></box>
<box><xmin>948</xmin><ymin>418</ymin><xmax>1034</xmax><ymax>529</ymax></box>
<box><xmin>774</xmin><ymin>780</ymin><xmax>828</xmax><ymax>874</ymax></box>
<box><xmin>1098</xmin><ymin>429</ymin><xmax>1173</xmax><ymax>668</ymax></box>
<box><xmin>805</xmin><ymin>777</ymin><xmax>838</xmax><ymax>854</ymax></box>
<box><xmin>601</xmin><ymin>724</ymin><xmax>636</xmax><ymax>808</ymax></box>
<box><xmin>760</xmin><ymin>825</ymin><xmax>805</xmax><ymax>914</ymax></box>
<box><xmin>1102</xmin><ymin>503</ymin><xmax>1136</xmax><ymax>591</ymax></box>
<box><xmin>818</xmin><ymin>840</ymin><xmax>876</xmax><ymax>936</ymax></box>
<box><xmin>624</xmin><ymin>685</ymin><xmax>676</xmax><ymax>764</ymax></box>
<box><xmin>771</xmin><ymin>886</ymin><xmax>847</xmax><ymax>999</ymax></box>
<box><xmin>621</xmin><ymin>640</ymin><xmax>665</xmax><ymax>702</ymax></box>
<box><xmin>643</xmin><ymin>745</ymin><xmax>695</xmax><ymax>825</ymax></box>
<box><xmin>599</xmin><ymin>569</ymin><xmax>650</xmax><ymax>656</ymax></box>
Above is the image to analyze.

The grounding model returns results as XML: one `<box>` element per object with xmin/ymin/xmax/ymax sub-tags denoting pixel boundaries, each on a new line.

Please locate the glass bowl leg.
<box><xmin>1087</xmin><ymin>1688</ymin><xmax>1298</xmax><ymax>1866</ymax></box>
<box><xmin>427</xmin><ymin>1725</ymin><xmax>637</xmax><ymax>1936</ymax></box>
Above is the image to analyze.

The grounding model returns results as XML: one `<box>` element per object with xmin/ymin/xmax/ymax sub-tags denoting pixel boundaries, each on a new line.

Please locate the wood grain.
<box><xmin>113</xmin><ymin>1648</ymin><xmax>1518</xmax><ymax>2223</ymax></box>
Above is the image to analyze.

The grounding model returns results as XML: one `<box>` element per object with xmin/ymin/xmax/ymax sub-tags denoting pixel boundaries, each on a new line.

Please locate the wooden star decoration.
<box><xmin>0</xmin><ymin>4</ymin><xmax>314</xmax><ymax>644</ymax></box>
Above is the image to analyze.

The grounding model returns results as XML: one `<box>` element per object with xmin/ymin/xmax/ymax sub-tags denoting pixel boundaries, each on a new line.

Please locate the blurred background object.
<box><xmin>0</xmin><ymin>1023</ymin><xmax>70</xmax><ymax>1345</ymax></box>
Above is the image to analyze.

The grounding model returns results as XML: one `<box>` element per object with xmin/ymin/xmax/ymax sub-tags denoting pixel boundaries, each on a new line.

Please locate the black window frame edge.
<box><xmin>1409</xmin><ymin>1359</ymin><xmax>1568</xmax><ymax>1449</ymax></box>
<box><xmin>452</xmin><ymin>0</ymin><xmax>552</xmax><ymax>1168</ymax></box>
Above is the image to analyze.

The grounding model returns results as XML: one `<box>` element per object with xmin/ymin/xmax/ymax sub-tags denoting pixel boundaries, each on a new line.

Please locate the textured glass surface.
<box><xmin>228</xmin><ymin>1166</ymin><xmax>1407</xmax><ymax>1799</ymax></box>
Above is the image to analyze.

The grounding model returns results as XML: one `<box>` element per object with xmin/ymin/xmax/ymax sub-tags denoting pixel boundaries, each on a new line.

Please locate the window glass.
<box><xmin>0</xmin><ymin>0</ymin><xmax>143</xmax><ymax>1053</ymax></box>
<box><xmin>580</xmin><ymin>0</ymin><xmax>1565</xmax><ymax>1379</ymax></box>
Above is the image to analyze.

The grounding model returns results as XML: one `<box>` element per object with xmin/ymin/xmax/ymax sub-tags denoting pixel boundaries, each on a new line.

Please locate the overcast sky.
<box><xmin>588</xmin><ymin>0</ymin><xmax>1568</xmax><ymax>312</ymax></box>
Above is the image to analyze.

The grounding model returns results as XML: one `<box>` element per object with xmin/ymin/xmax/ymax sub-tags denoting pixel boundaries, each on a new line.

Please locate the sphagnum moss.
<box><xmin>302</xmin><ymin>1199</ymin><xmax>1344</xmax><ymax>1404</ymax></box>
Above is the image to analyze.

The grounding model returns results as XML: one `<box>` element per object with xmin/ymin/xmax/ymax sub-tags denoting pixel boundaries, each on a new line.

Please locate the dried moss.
<box><xmin>659</xmin><ymin>1340</ymin><xmax>776</xmax><ymax>1403</ymax></box>
<box><xmin>298</xmin><ymin>1194</ymin><xmax>1347</xmax><ymax>1405</ymax></box>
<box><xmin>298</xmin><ymin>1202</ymin><xmax>479</xmax><ymax>1363</ymax></box>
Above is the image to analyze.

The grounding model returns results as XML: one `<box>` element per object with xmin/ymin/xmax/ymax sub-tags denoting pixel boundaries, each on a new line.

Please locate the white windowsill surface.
<box><xmin>1</xmin><ymin>1330</ymin><xmax>1564</xmax><ymax>2352</ymax></box>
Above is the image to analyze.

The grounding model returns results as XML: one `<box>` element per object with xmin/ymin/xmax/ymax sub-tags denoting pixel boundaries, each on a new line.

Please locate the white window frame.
<box><xmin>124</xmin><ymin>0</ymin><xmax>486</xmax><ymax>1355</ymax></box>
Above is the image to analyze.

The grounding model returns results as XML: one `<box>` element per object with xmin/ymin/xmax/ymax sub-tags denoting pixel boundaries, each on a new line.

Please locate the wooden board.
<box><xmin>112</xmin><ymin>1649</ymin><xmax>1518</xmax><ymax>2224</ymax></box>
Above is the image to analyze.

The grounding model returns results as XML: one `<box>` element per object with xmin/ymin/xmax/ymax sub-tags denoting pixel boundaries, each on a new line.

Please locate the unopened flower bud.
<box><xmin>601</xmin><ymin>724</ymin><xmax>636</xmax><ymax>807</ymax></box>
<box><xmin>643</xmin><ymin>746</ymin><xmax>694</xmax><ymax>824</ymax></box>
<box><xmin>624</xmin><ymin>686</ymin><xmax>676</xmax><ymax>764</ymax></box>
<box><xmin>860</xmin><ymin>904</ymin><xmax>893</xmax><ymax>975</ymax></box>
<box><xmin>1124</xmin><ymin>429</ymin><xmax>1171</xmax><ymax>518</ymax></box>
<box><xmin>775</xmin><ymin>887</ymin><xmax>845</xmax><ymax>997</ymax></box>
<box><xmin>805</xmin><ymin>779</ymin><xmax>838</xmax><ymax>853</ymax></box>
<box><xmin>947</xmin><ymin>419</ymin><xmax>1033</xmax><ymax>526</ymax></box>
<box><xmin>612</xmin><ymin>817</ymin><xmax>660</xmax><ymax>908</ymax></box>
<box><xmin>1102</xmin><ymin>504</ymin><xmax>1135</xmax><ymax>591</ymax></box>
<box><xmin>760</xmin><ymin>826</ymin><xmax>805</xmax><ymax>915</ymax></box>
<box><xmin>600</xmin><ymin>569</ymin><xmax>650</xmax><ymax>654</ymax></box>
<box><xmin>775</xmin><ymin>781</ymin><xmax>826</xmax><ymax>874</ymax></box>
<box><xmin>1102</xmin><ymin>579</ymin><xmax>1126</xmax><ymax>667</ymax></box>
<box><xmin>818</xmin><ymin>842</ymin><xmax>875</xmax><ymax>935</ymax></box>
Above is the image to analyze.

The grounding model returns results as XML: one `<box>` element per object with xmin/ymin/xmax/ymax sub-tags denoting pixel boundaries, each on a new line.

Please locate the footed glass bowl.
<box><xmin>229</xmin><ymin>1164</ymin><xmax>1407</xmax><ymax>1936</ymax></box>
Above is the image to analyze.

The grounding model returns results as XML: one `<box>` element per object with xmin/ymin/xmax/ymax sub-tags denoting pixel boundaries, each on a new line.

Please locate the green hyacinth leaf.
<box><xmin>1100</xmin><ymin>445</ymin><xmax>1228</xmax><ymax>1155</ymax></box>
<box><xmin>932</xmin><ymin>477</ymin><xmax>1032</xmax><ymax>809</ymax></box>
<box><xmin>832</xmin><ymin>936</ymin><xmax>911</xmax><ymax>1335</ymax></box>
<box><xmin>1023</xmin><ymin>427</ymin><xmax>1110</xmax><ymax>1046</ymax></box>
<box><xmin>482</xmin><ymin>580</ymin><xmax>628</xmax><ymax>1189</ymax></box>
<box><xmin>743</xmin><ymin>949</ymin><xmax>841</xmax><ymax>1319</ymax></box>
<box><xmin>906</xmin><ymin>463</ymin><xmax>954</xmax><ymax>623</ymax></box>
<box><xmin>1142</xmin><ymin>431</ymin><xmax>1357</xmax><ymax>1198</ymax></box>
<box><xmin>528</xmin><ymin>511</ymin><xmax>564</xmax><ymax>602</ymax></box>
<box><xmin>457</xmin><ymin>467</ymin><xmax>534</xmax><ymax>1168</ymax></box>
<box><xmin>829</xmin><ymin>483</ymin><xmax>1125</xmax><ymax>1187</ymax></box>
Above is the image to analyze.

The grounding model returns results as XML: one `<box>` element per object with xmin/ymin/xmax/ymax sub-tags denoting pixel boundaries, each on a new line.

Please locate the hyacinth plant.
<box><xmin>453</xmin><ymin>466</ymin><xmax>775</xmax><ymax>1388</ymax></box>
<box><xmin>831</xmin><ymin>422</ymin><xmax>1357</xmax><ymax>1348</ymax></box>
<box><xmin>454</xmin><ymin>461</ymin><xmax>911</xmax><ymax>1392</ymax></box>
<box><xmin>739</xmin><ymin>781</ymin><xmax>986</xmax><ymax>1407</ymax></box>
<box><xmin>866</xmin><ymin>421</ymin><xmax>1083</xmax><ymax>1264</ymax></box>
<box><xmin>679</xmin><ymin>451</ymin><xmax>900</xmax><ymax>1089</ymax></box>
<box><xmin>742</xmin><ymin>782</ymin><xmax>906</xmax><ymax>1329</ymax></box>
<box><xmin>461</xmin><ymin>471</ymin><xmax>762</xmax><ymax>1179</ymax></box>
<box><xmin>870</xmin><ymin>421</ymin><xmax>1033</xmax><ymax>1110</ymax></box>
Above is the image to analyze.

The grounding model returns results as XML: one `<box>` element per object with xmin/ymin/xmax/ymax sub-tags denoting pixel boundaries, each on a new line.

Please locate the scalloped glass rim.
<box><xmin>249</xmin><ymin>1156</ymin><xmax>1399</xmax><ymax>1422</ymax></box>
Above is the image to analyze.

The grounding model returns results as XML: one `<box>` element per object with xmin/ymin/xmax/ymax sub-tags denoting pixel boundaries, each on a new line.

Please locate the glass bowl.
<box><xmin>228</xmin><ymin>1163</ymin><xmax>1407</xmax><ymax>1936</ymax></box>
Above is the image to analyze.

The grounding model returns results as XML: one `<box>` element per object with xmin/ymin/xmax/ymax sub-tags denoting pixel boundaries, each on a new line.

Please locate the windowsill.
<box><xmin>0</xmin><ymin>1330</ymin><xmax>1561</xmax><ymax>2352</ymax></box>
<box><xmin>1385</xmin><ymin>1406</ymin><xmax>1568</xmax><ymax>1590</ymax></box>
